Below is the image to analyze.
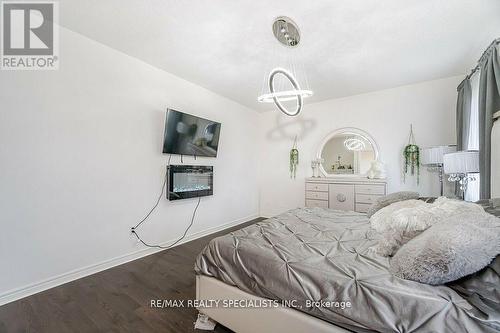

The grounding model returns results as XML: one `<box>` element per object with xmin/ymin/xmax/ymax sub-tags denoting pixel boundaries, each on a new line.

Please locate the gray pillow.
<box><xmin>390</xmin><ymin>212</ymin><xmax>500</xmax><ymax>285</ymax></box>
<box><xmin>366</xmin><ymin>191</ymin><xmax>420</xmax><ymax>217</ymax></box>
<box><xmin>476</xmin><ymin>198</ymin><xmax>500</xmax><ymax>217</ymax></box>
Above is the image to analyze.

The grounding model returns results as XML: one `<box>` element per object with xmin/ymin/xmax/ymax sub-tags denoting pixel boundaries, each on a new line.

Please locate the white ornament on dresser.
<box><xmin>311</xmin><ymin>158</ymin><xmax>324</xmax><ymax>178</ymax></box>
<box><xmin>305</xmin><ymin>177</ymin><xmax>387</xmax><ymax>213</ymax></box>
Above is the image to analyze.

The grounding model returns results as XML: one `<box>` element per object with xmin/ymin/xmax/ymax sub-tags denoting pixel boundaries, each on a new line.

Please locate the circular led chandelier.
<box><xmin>257</xmin><ymin>17</ymin><xmax>313</xmax><ymax>116</ymax></box>
<box><xmin>344</xmin><ymin>137</ymin><xmax>366</xmax><ymax>151</ymax></box>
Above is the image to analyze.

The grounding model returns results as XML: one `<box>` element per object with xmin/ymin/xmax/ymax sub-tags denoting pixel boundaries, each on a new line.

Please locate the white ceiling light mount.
<box><xmin>257</xmin><ymin>16</ymin><xmax>313</xmax><ymax>116</ymax></box>
<box><xmin>272</xmin><ymin>16</ymin><xmax>301</xmax><ymax>48</ymax></box>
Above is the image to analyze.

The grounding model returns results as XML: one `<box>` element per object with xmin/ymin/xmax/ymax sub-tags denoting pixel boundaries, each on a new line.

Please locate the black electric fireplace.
<box><xmin>167</xmin><ymin>165</ymin><xmax>213</xmax><ymax>201</ymax></box>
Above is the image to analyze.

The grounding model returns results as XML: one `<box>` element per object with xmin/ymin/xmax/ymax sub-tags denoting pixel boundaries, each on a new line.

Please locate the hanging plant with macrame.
<box><xmin>290</xmin><ymin>136</ymin><xmax>299</xmax><ymax>179</ymax></box>
<box><xmin>403</xmin><ymin>124</ymin><xmax>420</xmax><ymax>184</ymax></box>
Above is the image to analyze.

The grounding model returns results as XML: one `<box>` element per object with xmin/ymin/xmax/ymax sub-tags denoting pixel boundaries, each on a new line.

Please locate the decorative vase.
<box><xmin>311</xmin><ymin>161</ymin><xmax>318</xmax><ymax>178</ymax></box>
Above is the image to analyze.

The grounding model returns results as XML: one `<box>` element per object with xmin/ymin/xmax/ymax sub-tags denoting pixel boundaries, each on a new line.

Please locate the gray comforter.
<box><xmin>195</xmin><ymin>207</ymin><xmax>500</xmax><ymax>332</ymax></box>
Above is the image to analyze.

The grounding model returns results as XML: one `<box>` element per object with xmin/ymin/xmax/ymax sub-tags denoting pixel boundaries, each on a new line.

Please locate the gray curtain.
<box><xmin>478</xmin><ymin>42</ymin><xmax>500</xmax><ymax>199</ymax></box>
<box><xmin>456</xmin><ymin>79</ymin><xmax>472</xmax><ymax>151</ymax></box>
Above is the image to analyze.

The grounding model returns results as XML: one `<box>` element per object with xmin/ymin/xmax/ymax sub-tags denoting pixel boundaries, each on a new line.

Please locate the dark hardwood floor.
<box><xmin>0</xmin><ymin>218</ymin><xmax>264</xmax><ymax>333</ymax></box>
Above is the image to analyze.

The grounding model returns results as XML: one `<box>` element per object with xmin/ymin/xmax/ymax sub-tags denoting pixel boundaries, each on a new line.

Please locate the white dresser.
<box><xmin>305</xmin><ymin>177</ymin><xmax>387</xmax><ymax>213</ymax></box>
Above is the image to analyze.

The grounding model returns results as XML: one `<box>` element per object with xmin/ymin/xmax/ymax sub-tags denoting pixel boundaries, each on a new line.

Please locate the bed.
<box><xmin>195</xmin><ymin>207</ymin><xmax>500</xmax><ymax>333</ymax></box>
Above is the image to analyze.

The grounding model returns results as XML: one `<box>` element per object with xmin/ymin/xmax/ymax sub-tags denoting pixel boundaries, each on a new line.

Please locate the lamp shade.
<box><xmin>421</xmin><ymin>145</ymin><xmax>456</xmax><ymax>165</ymax></box>
<box><xmin>443</xmin><ymin>151</ymin><xmax>479</xmax><ymax>174</ymax></box>
<box><xmin>493</xmin><ymin>110</ymin><xmax>500</xmax><ymax>120</ymax></box>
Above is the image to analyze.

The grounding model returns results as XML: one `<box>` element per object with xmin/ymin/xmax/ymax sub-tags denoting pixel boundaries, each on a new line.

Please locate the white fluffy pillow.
<box><xmin>370</xmin><ymin>199</ymin><xmax>428</xmax><ymax>232</ymax></box>
<box><xmin>371</xmin><ymin>197</ymin><xmax>485</xmax><ymax>256</ymax></box>
<box><xmin>390</xmin><ymin>212</ymin><xmax>500</xmax><ymax>285</ymax></box>
<box><xmin>431</xmin><ymin>196</ymin><xmax>485</xmax><ymax>216</ymax></box>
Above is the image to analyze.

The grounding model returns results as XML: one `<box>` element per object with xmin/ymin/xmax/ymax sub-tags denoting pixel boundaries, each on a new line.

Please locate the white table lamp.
<box><xmin>421</xmin><ymin>145</ymin><xmax>456</xmax><ymax>195</ymax></box>
<box><xmin>443</xmin><ymin>151</ymin><xmax>479</xmax><ymax>200</ymax></box>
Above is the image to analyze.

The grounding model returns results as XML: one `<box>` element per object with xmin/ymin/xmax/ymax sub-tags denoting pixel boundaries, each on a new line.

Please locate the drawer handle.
<box><xmin>337</xmin><ymin>194</ymin><xmax>346</xmax><ymax>202</ymax></box>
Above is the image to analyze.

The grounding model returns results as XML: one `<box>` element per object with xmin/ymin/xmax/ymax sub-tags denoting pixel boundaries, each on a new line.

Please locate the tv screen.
<box><xmin>162</xmin><ymin>109</ymin><xmax>221</xmax><ymax>157</ymax></box>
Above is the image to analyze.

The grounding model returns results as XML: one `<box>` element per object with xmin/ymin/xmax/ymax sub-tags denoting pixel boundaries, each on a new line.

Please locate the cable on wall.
<box><xmin>130</xmin><ymin>154</ymin><xmax>202</xmax><ymax>249</ymax></box>
<box><xmin>131</xmin><ymin>197</ymin><xmax>201</xmax><ymax>249</ymax></box>
<box><xmin>131</xmin><ymin>167</ymin><xmax>168</xmax><ymax>231</ymax></box>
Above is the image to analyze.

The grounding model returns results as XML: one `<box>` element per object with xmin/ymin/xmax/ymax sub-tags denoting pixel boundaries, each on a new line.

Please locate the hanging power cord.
<box><xmin>130</xmin><ymin>155</ymin><xmax>202</xmax><ymax>249</ymax></box>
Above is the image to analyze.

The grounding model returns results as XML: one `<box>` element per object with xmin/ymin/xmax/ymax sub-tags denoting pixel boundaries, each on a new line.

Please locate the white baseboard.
<box><xmin>0</xmin><ymin>213</ymin><xmax>260</xmax><ymax>306</ymax></box>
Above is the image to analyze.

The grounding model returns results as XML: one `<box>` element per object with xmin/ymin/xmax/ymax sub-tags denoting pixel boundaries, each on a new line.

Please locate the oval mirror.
<box><xmin>317</xmin><ymin>128</ymin><xmax>379</xmax><ymax>177</ymax></box>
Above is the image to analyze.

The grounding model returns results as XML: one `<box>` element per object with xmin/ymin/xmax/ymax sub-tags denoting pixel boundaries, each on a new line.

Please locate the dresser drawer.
<box><xmin>329</xmin><ymin>184</ymin><xmax>355</xmax><ymax>211</ymax></box>
<box><xmin>306</xmin><ymin>199</ymin><xmax>329</xmax><ymax>208</ymax></box>
<box><xmin>355</xmin><ymin>203</ymin><xmax>372</xmax><ymax>213</ymax></box>
<box><xmin>355</xmin><ymin>184</ymin><xmax>385</xmax><ymax>195</ymax></box>
<box><xmin>306</xmin><ymin>183</ymin><xmax>329</xmax><ymax>192</ymax></box>
<box><xmin>355</xmin><ymin>194</ymin><xmax>382</xmax><ymax>204</ymax></box>
<box><xmin>305</xmin><ymin>191</ymin><xmax>329</xmax><ymax>201</ymax></box>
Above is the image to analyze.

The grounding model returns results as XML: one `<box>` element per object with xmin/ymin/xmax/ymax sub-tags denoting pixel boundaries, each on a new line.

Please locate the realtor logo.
<box><xmin>1</xmin><ymin>1</ymin><xmax>59</xmax><ymax>70</ymax></box>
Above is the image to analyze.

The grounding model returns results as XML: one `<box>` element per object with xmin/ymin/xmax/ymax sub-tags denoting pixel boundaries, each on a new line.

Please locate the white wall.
<box><xmin>0</xmin><ymin>27</ymin><xmax>260</xmax><ymax>303</ymax></box>
<box><xmin>258</xmin><ymin>76</ymin><xmax>462</xmax><ymax>217</ymax></box>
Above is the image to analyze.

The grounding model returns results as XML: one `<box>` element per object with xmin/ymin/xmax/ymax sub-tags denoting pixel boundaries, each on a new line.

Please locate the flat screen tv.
<box><xmin>162</xmin><ymin>109</ymin><xmax>221</xmax><ymax>157</ymax></box>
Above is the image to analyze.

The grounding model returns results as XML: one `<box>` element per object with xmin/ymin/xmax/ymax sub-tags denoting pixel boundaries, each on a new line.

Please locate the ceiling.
<box><xmin>60</xmin><ymin>0</ymin><xmax>500</xmax><ymax>112</ymax></box>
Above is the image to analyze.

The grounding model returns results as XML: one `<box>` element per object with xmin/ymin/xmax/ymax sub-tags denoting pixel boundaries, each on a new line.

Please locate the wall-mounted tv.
<box><xmin>162</xmin><ymin>109</ymin><xmax>221</xmax><ymax>157</ymax></box>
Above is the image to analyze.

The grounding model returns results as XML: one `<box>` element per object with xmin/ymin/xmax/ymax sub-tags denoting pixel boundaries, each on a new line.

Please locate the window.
<box><xmin>465</xmin><ymin>72</ymin><xmax>480</xmax><ymax>202</ymax></box>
